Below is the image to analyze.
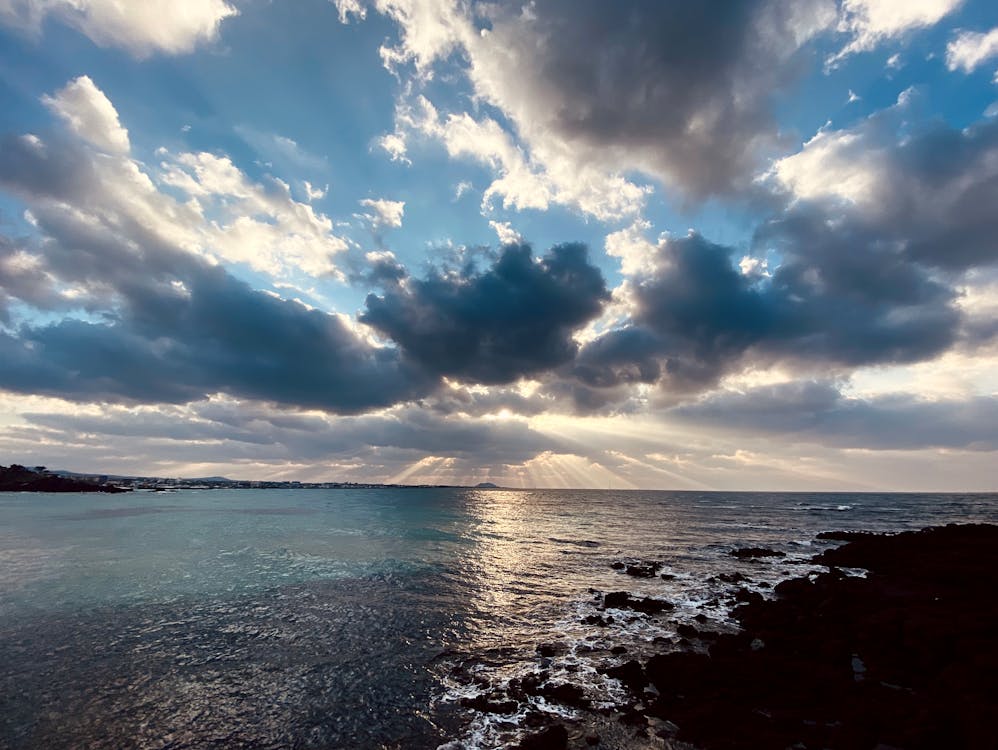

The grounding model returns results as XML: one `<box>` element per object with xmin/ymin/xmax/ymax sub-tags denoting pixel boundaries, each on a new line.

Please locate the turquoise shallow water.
<box><xmin>1</xmin><ymin>488</ymin><xmax>996</xmax><ymax>748</ymax></box>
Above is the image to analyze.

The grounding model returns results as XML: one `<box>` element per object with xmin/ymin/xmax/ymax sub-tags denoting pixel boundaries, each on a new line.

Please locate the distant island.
<box><xmin>1</xmin><ymin>464</ymin><xmax>504</xmax><ymax>492</ymax></box>
<box><xmin>0</xmin><ymin>464</ymin><xmax>129</xmax><ymax>493</ymax></box>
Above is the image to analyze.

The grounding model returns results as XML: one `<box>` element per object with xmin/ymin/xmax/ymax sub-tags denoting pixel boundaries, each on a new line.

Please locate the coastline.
<box><xmin>452</xmin><ymin>523</ymin><xmax>998</xmax><ymax>750</ymax></box>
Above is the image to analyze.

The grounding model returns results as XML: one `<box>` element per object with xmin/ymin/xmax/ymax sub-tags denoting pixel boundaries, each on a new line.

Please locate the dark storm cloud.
<box><xmin>570</xmin><ymin>232</ymin><xmax>960</xmax><ymax>399</ymax></box>
<box><xmin>0</xmin><ymin>265</ymin><xmax>433</xmax><ymax>411</ymax></box>
<box><xmin>361</xmin><ymin>243</ymin><xmax>608</xmax><ymax>384</ymax></box>
<box><xmin>671</xmin><ymin>381</ymin><xmax>998</xmax><ymax>451</ymax></box>
<box><xmin>0</xmin><ymin>132</ymin><xmax>435</xmax><ymax>411</ymax></box>
<box><xmin>761</xmin><ymin>116</ymin><xmax>998</xmax><ymax>271</ymax></box>
<box><xmin>478</xmin><ymin>0</ymin><xmax>834</xmax><ymax>197</ymax></box>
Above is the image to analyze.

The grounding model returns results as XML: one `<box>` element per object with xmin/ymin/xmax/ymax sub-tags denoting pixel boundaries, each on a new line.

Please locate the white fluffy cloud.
<box><xmin>41</xmin><ymin>75</ymin><xmax>129</xmax><ymax>154</ymax></box>
<box><xmin>488</xmin><ymin>220</ymin><xmax>521</xmax><ymax>246</ymax></box>
<box><xmin>830</xmin><ymin>0</ymin><xmax>963</xmax><ymax>65</ymax></box>
<box><xmin>946</xmin><ymin>26</ymin><xmax>998</xmax><ymax>73</ymax></box>
<box><xmin>388</xmin><ymin>94</ymin><xmax>651</xmax><ymax>220</ymax></box>
<box><xmin>358</xmin><ymin>197</ymin><xmax>405</xmax><ymax>229</ymax></box>
<box><xmin>359</xmin><ymin>0</ymin><xmax>836</xmax><ymax>213</ymax></box>
<box><xmin>0</xmin><ymin>0</ymin><xmax>237</xmax><ymax>57</ymax></box>
<box><xmin>765</xmin><ymin>126</ymin><xmax>885</xmax><ymax>205</ymax></box>
<box><xmin>8</xmin><ymin>78</ymin><xmax>348</xmax><ymax>282</ymax></box>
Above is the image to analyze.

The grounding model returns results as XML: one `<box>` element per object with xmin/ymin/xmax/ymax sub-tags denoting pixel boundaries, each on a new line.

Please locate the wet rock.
<box><xmin>619</xmin><ymin>708</ymin><xmax>648</xmax><ymax>727</ymax></box>
<box><xmin>536</xmin><ymin>642</ymin><xmax>567</xmax><ymax>658</ymax></box>
<box><xmin>549</xmin><ymin>538</ymin><xmax>600</xmax><ymax>548</ymax></box>
<box><xmin>815</xmin><ymin>530</ymin><xmax>877</xmax><ymax>542</ymax></box>
<box><xmin>718</xmin><ymin>571</ymin><xmax>749</xmax><ymax>583</ymax></box>
<box><xmin>675</xmin><ymin>623</ymin><xmax>699</xmax><ymax>639</ymax></box>
<box><xmin>516</xmin><ymin>724</ymin><xmax>568</xmax><ymax>750</ymax></box>
<box><xmin>602</xmin><ymin>659</ymin><xmax>646</xmax><ymax>692</ymax></box>
<box><xmin>522</xmin><ymin>710</ymin><xmax>549</xmax><ymax>728</ymax></box>
<box><xmin>729</xmin><ymin>547</ymin><xmax>786</xmax><ymax>559</ymax></box>
<box><xmin>514</xmin><ymin>673</ymin><xmax>588</xmax><ymax>708</ymax></box>
<box><xmin>539</xmin><ymin>681</ymin><xmax>589</xmax><ymax>708</ymax></box>
<box><xmin>459</xmin><ymin>694</ymin><xmax>518</xmax><ymax>714</ymax></box>
<box><xmin>660</xmin><ymin>572</ymin><xmax>676</xmax><ymax>580</ymax></box>
<box><xmin>603</xmin><ymin>592</ymin><xmax>674</xmax><ymax>614</ymax></box>
<box><xmin>625</xmin><ymin>563</ymin><xmax>659</xmax><ymax>578</ymax></box>
<box><xmin>603</xmin><ymin>592</ymin><xmax>630</xmax><ymax>609</ymax></box>
<box><xmin>733</xmin><ymin>588</ymin><xmax>765</xmax><ymax>606</ymax></box>
<box><xmin>610</xmin><ymin>645</ymin><xmax>627</xmax><ymax>655</ymax></box>
<box><xmin>584</xmin><ymin>734</ymin><xmax>600</xmax><ymax>746</ymax></box>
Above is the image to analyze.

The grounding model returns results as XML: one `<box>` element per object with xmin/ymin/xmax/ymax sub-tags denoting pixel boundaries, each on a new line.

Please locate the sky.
<box><xmin>0</xmin><ymin>0</ymin><xmax>996</xmax><ymax>490</ymax></box>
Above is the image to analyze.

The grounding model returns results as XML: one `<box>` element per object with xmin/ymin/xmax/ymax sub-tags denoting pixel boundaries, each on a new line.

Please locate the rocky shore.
<box><xmin>0</xmin><ymin>464</ymin><xmax>129</xmax><ymax>493</ymax></box>
<box><xmin>451</xmin><ymin>523</ymin><xmax>998</xmax><ymax>750</ymax></box>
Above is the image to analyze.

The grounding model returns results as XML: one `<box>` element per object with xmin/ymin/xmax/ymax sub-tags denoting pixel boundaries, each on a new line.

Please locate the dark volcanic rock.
<box><xmin>539</xmin><ymin>681</ymin><xmax>589</xmax><ymax>708</ymax></box>
<box><xmin>514</xmin><ymin>673</ymin><xmax>589</xmax><ymax>709</ymax></box>
<box><xmin>728</xmin><ymin>546</ymin><xmax>785</xmax><ymax>559</ymax></box>
<box><xmin>460</xmin><ymin>694</ymin><xmax>518</xmax><ymax>714</ymax></box>
<box><xmin>610</xmin><ymin>560</ymin><xmax>661</xmax><ymax>577</ymax></box>
<box><xmin>601</xmin><ymin>659</ymin><xmax>646</xmax><ymax>692</ymax></box>
<box><xmin>624</xmin><ymin>563</ymin><xmax>658</xmax><ymax>578</ymax></box>
<box><xmin>536</xmin><ymin>642</ymin><xmax>567</xmax><ymax>658</ymax></box>
<box><xmin>675</xmin><ymin>623</ymin><xmax>699</xmax><ymax>639</ymax></box>
<box><xmin>516</xmin><ymin>724</ymin><xmax>568</xmax><ymax>750</ymax></box>
<box><xmin>732</xmin><ymin>588</ymin><xmax>764</xmax><ymax>606</ymax></box>
<box><xmin>644</xmin><ymin>524</ymin><xmax>998</xmax><ymax>749</ymax></box>
<box><xmin>603</xmin><ymin>592</ymin><xmax>673</xmax><ymax>614</ymax></box>
<box><xmin>815</xmin><ymin>530</ymin><xmax>878</xmax><ymax>542</ymax></box>
<box><xmin>717</xmin><ymin>571</ymin><xmax>749</xmax><ymax>584</ymax></box>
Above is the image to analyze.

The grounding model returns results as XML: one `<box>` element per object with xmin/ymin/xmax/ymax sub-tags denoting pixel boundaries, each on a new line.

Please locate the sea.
<box><xmin>1</xmin><ymin>488</ymin><xmax>996</xmax><ymax>749</ymax></box>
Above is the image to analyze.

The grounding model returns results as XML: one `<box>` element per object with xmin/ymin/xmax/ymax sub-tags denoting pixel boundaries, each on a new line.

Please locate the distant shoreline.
<box><xmin>0</xmin><ymin>465</ymin><xmax>128</xmax><ymax>493</ymax></box>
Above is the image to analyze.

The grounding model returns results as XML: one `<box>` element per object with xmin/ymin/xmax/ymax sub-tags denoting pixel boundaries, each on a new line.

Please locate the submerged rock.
<box><xmin>602</xmin><ymin>592</ymin><xmax>673</xmax><ymax>614</ymax></box>
<box><xmin>728</xmin><ymin>547</ymin><xmax>785</xmax><ymax>559</ymax></box>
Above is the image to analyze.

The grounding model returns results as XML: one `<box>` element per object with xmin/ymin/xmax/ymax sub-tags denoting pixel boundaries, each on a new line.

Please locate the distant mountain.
<box><xmin>474</xmin><ymin>482</ymin><xmax>501</xmax><ymax>489</ymax></box>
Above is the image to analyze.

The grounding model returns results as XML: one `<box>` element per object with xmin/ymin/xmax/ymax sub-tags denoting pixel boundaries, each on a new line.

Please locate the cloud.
<box><xmin>358</xmin><ymin>198</ymin><xmax>405</xmax><ymax>230</ymax></box>
<box><xmin>0</xmin><ymin>0</ymin><xmax>237</xmax><ymax>57</ymax></box>
<box><xmin>567</xmin><ymin>229</ymin><xmax>959</xmax><ymax>401</ymax></box>
<box><xmin>1</xmin><ymin>79</ymin><xmax>349</xmax><ymax>280</ymax></box>
<box><xmin>361</xmin><ymin>243</ymin><xmax>608</xmax><ymax>384</ymax></box>
<box><xmin>671</xmin><ymin>380</ymin><xmax>998</xmax><ymax>451</ymax></box>
<box><xmin>829</xmin><ymin>0</ymin><xmax>963</xmax><ymax>66</ymax></box>
<box><xmin>0</xmin><ymin>77</ymin><xmax>434</xmax><ymax>412</ymax></box>
<box><xmin>41</xmin><ymin>76</ymin><xmax>130</xmax><ymax>154</ymax></box>
<box><xmin>390</xmin><ymin>94</ymin><xmax>650</xmax><ymax>220</ymax></box>
<box><xmin>367</xmin><ymin>0</ymin><xmax>837</xmax><ymax>203</ymax></box>
<box><xmin>0</xmin><ymin>227</ymin><xmax>433</xmax><ymax>411</ymax></box>
<box><xmin>765</xmin><ymin>102</ymin><xmax>998</xmax><ymax>270</ymax></box>
<box><xmin>946</xmin><ymin>26</ymin><xmax>998</xmax><ymax>73</ymax></box>
<box><xmin>488</xmin><ymin>220</ymin><xmax>521</xmax><ymax>246</ymax></box>
<box><xmin>3</xmin><ymin>396</ymin><xmax>561</xmax><ymax>478</ymax></box>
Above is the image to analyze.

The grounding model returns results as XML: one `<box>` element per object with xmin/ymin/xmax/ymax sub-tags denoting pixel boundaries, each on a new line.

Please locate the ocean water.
<box><xmin>1</xmin><ymin>488</ymin><xmax>996</xmax><ymax>749</ymax></box>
